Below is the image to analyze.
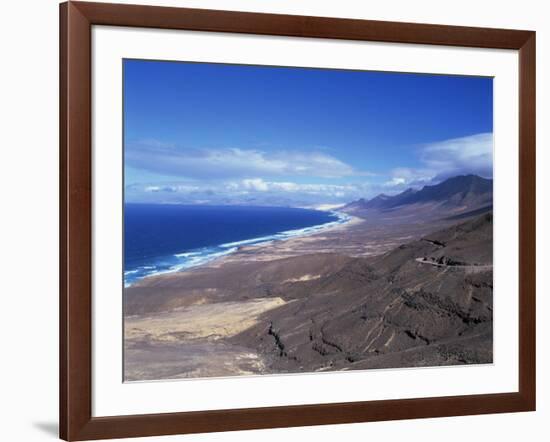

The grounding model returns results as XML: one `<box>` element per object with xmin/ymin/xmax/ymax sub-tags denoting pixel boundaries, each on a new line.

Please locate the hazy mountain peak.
<box><xmin>343</xmin><ymin>174</ymin><xmax>492</xmax><ymax>215</ymax></box>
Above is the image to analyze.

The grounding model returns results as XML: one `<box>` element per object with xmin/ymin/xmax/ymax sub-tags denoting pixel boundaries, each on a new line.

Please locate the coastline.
<box><xmin>206</xmin><ymin>213</ymin><xmax>364</xmax><ymax>267</ymax></box>
<box><xmin>126</xmin><ymin>209</ymin><xmax>358</xmax><ymax>288</ymax></box>
<box><xmin>124</xmin><ymin>209</ymin><xmax>493</xmax><ymax>381</ymax></box>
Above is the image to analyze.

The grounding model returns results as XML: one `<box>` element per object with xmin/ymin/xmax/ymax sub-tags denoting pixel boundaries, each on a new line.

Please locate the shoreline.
<box><xmin>198</xmin><ymin>215</ymin><xmax>365</xmax><ymax>268</ymax></box>
<box><xmin>206</xmin><ymin>213</ymin><xmax>365</xmax><ymax>267</ymax></box>
<box><xmin>125</xmin><ymin>209</ymin><xmax>359</xmax><ymax>288</ymax></box>
<box><xmin>124</xmin><ymin>210</ymin><xmax>493</xmax><ymax>380</ymax></box>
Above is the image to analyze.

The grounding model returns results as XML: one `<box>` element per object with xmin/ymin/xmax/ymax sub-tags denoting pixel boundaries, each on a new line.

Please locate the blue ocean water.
<box><xmin>124</xmin><ymin>204</ymin><xmax>349</xmax><ymax>286</ymax></box>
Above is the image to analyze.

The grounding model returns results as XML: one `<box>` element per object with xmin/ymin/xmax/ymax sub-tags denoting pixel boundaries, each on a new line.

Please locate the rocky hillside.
<box><xmin>230</xmin><ymin>212</ymin><xmax>493</xmax><ymax>372</ymax></box>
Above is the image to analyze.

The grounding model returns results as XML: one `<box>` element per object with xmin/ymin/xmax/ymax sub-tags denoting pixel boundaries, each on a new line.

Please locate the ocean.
<box><xmin>124</xmin><ymin>204</ymin><xmax>349</xmax><ymax>286</ymax></box>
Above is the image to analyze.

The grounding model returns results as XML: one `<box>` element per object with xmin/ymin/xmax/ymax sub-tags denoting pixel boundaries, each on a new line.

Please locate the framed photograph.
<box><xmin>60</xmin><ymin>1</ymin><xmax>536</xmax><ymax>440</ymax></box>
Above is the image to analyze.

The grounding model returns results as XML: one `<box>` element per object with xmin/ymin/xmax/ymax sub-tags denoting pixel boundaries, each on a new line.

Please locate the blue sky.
<box><xmin>124</xmin><ymin>59</ymin><xmax>493</xmax><ymax>206</ymax></box>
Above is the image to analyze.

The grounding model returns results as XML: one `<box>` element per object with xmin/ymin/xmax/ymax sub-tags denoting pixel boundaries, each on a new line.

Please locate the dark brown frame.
<box><xmin>59</xmin><ymin>1</ymin><xmax>536</xmax><ymax>440</ymax></box>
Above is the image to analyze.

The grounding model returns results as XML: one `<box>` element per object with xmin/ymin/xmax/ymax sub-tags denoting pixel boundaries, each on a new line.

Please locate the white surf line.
<box><xmin>211</xmin><ymin>210</ymin><xmax>353</xmax><ymax>259</ymax></box>
<box><xmin>125</xmin><ymin>210</ymin><xmax>353</xmax><ymax>287</ymax></box>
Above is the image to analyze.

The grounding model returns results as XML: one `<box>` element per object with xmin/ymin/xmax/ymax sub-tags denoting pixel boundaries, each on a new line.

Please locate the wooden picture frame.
<box><xmin>59</xmin><ymin>1</ymin><xmax>536</xmax><ymax>440</ymax></box>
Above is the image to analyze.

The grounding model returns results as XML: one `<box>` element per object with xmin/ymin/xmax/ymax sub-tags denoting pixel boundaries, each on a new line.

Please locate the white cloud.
<box><xmin>241</xmin><ymin>178</ymin><xmax>269</xmax><ymax>191</ymax></box>
<box><xmin>382</xmin><ymin>133</ymin><xmax>493</xmax><ymax>192</ymax></box>
<box><xmin>383</xmin><ymin>177</ymin><xmax>406</xmax><ymax>187</ymax></box>
<box><xmin>383</xmin><ymin>167</ymin><xmax>435</xmax><ymax>188</ymax></box>
<box><xmin>144</xmin><ymin>184</ymin><xmax>200</xmax><ymax>193</ymax></box>
<box><xmin>126</xmin><ymin>178</ymin><xmax>371</xmax><ymax>206</ymax></box>
<box><xmin>421</xmin><ymin>132</ymin><xmax>493</xmax><ymax>179</ymax></box>
<box><xmin>229</xmin><ymin>178</ymin><xmax>362</xmax><ymax>196</ymax></box>
<box><xmin>126</xmin><ymin>141</ymin><xmax>368</xmax><ymax>179</ymax></box>
<box><xmin>126</xmin><ymin>133</ymin><xmax>493</xmax><ymax>204</ymax></box>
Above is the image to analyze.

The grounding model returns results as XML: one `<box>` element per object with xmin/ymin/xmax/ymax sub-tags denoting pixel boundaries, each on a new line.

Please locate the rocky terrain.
<box><xmin>124</xmin><ymin>175</ymin><xmax>493</xmax><ymax>380</ymax></box>
<box><xmin>230</xmin><ymin>212</ymin><xmax>493</xmax><ymax>373</ymax></box>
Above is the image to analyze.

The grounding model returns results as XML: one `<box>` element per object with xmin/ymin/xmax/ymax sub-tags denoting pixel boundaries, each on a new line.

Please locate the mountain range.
<box><xmin>343</xmin><ymin>175</ymin><xmax>493</xmax><ymax>216</ymax></box>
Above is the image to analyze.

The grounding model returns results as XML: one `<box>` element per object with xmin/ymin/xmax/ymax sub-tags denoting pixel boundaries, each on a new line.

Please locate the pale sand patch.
<box><xmin>124</xmin><ymin>341</ymin><xmax>268</xmax><ymax>381</ymax></box>
<box><xmin>284</xmin><ymin>274</ymin><xmax>321</xmax><ymax>283</ymax></box>
<box><xmin>327</xmin><ymin>214</ymin><xmax>364</xmax><ymax>231</ymax></box>
<box><xmin>125</xmin><ymin>297</ymin><xmax>286</xmax><ymax>343</ymax></box>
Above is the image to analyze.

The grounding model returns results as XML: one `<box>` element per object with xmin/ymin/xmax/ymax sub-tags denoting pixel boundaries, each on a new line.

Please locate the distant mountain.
<box><xmin>343</xmin><ymin>175</ymin><xmax>492</xmax><ymax>215</ymax></box>
<box><xmin>344</xmin><ymin>194</ymin><xmax>388</xmax><ymax>211</ymax></box>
